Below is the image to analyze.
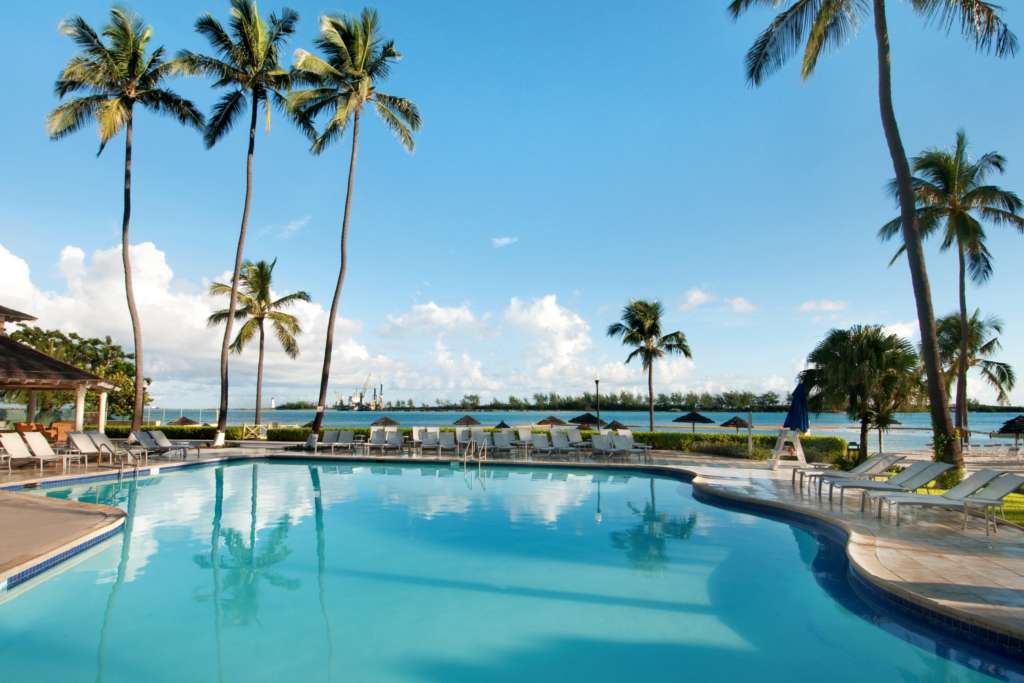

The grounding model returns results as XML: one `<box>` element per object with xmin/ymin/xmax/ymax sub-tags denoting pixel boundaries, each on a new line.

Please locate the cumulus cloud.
<box><xmin>799</xmin><ymin>299</ymin><xmax>847</xmax><ymax>313</ymax></box>
<box><xmin>505</xmin><ymin>295</ymin><xmax>591</xmax><ymax>380</ymax></box>
<box><xmin>725</xmin><ymin>297</ymin><xmax>756</xmax><ymax>313</ymax></box>
<box><xmin>681</xmin><ymin>288</ymin><xmax>713</xmax><ymax>310</ymax></box>
<box><xmin>380</xmin><ymin>301</ymin><xmax>485</xmax><ymax>336</ymax></box>
<box><xmin>883</xmin><ymin>321</ymin><xmax>919</xmax><ymax>340</ymax></box>
<box><xmin>433</xmin><ymin>339</ymin><xmax>500</xmax><ymax>392</ymax></box>
<box><xmin>491</xmin><ymin>236</ymin><xmax>518</xmax><ymax>248</ymax></box>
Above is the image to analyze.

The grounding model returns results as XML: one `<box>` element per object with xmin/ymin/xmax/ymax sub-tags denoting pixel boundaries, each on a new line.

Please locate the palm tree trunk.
<box><xmin>310</xmin><ymin>111</ymin><xmax>361</xmax><ymax>443</ymax></box>
<box><xmin>255</xmin><ymin>321</ymin><xmax>265</xmax><ymax>426</ymax></box>
<box><xmin>956</xmin><ymin>244</ymin><xmax>970</xmax><ymax>447</ymax></box>
<box><xmin>647</xmin><ymin>363</ymin><xmax>655</xmax><ymax>433</ymax></box>
<box><xmin>859</xmin><ymin>416</ymin><xmax>870</xmax><ymax>463</ymax></box>
<box><xmin>872</xmin><ymin>0</ymin><xmax>961</xmax><ymax>467</ymax></box>
<box><xmin>215</xmin><ymin>96</ymin><xmax>259</xmax><ymax>446</ymax></box>
<box><xmin>121</xmin><ymin>111</ymin><xmax>145</xmax><ymax>434</ymax></box>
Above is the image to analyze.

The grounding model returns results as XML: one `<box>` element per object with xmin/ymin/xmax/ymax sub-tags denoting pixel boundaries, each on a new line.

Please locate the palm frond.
<box><xmin>204</xmin><ymin>89</ymin><xmax>247</xmax><ymax>148</ymax></box>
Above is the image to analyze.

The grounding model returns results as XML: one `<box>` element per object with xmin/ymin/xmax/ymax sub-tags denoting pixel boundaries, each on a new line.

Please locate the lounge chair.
<box><xmin>551</xmin><ymin>430</ymin><xmax>582</xmax><ymax>459</ymax></box>
<box><xmin>590</xmin><ymin>434</ymin><xmax>624</xmax><ymax>460</ymax></box>
<box><xmin>470</xmin><ymin>431</ymin><xmax>492</xmax><ymax>459</ymax></box>
<box><xmin>869</xmin><ymin>469</ymin><xmax>1003</xmax><ymax>526</ymax></box>
<box><xmin>148</xmin><ymin>431</ymin><xmax>197</xmax><ymax>459</ymax></box>
<box><xmin>318</xmin><ymin>430</ymin><xmax>340</xmax><ymax>453</ymax></box>
<box><xmin>68</xmin><ymin>431</ymin><xmax>107</xmax><ymax>467</ymax></box>
<box><xmin>420</xmin><ymin>431</ymin><xmax>440</xmax><ymax>456</ymax></box>
<box><xmin>803</xmin><ymin>453</ymin><xmax>906</xmax><ymax>495</ymax></box>
<box><xmin>128</xmin><ymin>431</ymin><xmax>177</xmax><ymax>461</ymax></box>
<box><xmin>438</xmin><ymin>431</ymin><xmax>457</xmax><ymax>454</ymax></box>
<box><xmin>963</xmin><ymin>474</ymin><xmax>1024</xmax><ymax>535</ymax></box>
<box><xmin>530</xmin><ymin>433</ymin><xmax>556</xmax><ymax>458</ymax></box>
<box><xmin>363</xmin><ymin>429</ymin><xmax>388</xmax><ymax>455</ymax></box>
<box><xmin>0</xmin><ymin>434</ymin><xmax>13</xmax><ymax>474</ymax></box>
<box><xmin>330</xmin><ymin>430</ymin><xmax>355</xmax><ymax>454</ymax></box>
<box><xmin>567</xmin><ymin>428</ymin><xmax>587</xmax><ymax>447</ymax></box>
<box><xmin>2</xmin><ymin>432</ymin><xmax>61</xmax><ymax>474</ymax></box>
<box><xmin>88</xmin><ymin>431</ymin><xmax>145</xmax><ymax>465</ymax></box>
<box><xmin>828</xmin><ymin>461</ymin><xmax>954</xmax><ymax>511</ymax></box>
<box><xmin>512</xmin><ymin>428</ymin><xmax>532</xmax><ymax>456</ymax></box>
<box><xmin>23</xmin><ymin>430</ymin><xmax>83</xmax><ymax>473</ymax></box>
<box><xmin>492</xmin><ymin>430</ymin><xmax>514</xmax><ymax>456</ymax></box>
<box><xmin>383</xmin><ymin>430</ymin><xmax>404</xmax><ymax>456</ymax></box>
<box><xmin>612</xmin><ymin>434</ymin><xmax>648</xmax><ymax>462</ymax></box>
<box><xmin>615</xmin><ymin>431</ymin><xmax>651</xmax><ymax>459</ymax></box>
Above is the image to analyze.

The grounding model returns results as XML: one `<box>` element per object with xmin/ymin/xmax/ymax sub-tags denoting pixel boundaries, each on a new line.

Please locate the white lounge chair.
<box><xmin>130</xmin><ymin>431</ymin><xmax>178</xmax><ymax>460</ymax></box>
<box><xmin>383</xmin><ymin>430</ymin><xmax>404</xmax><ymax>456</ymax></box>
<box><xmin>870</xmin><ymin>469</ymin><xmax>1003</xmax><ymax>526</ymax></box>
<box><xmin>492</xmin><ymin>430</ymin><xmax>514</xmax><ymax>456</ymax></box>
<box><xmin>68</xmin><ymin>431</ymin><xmax>106</xmax><ymax>466</ymax></box>
<box><xmin>318</xmin><ymin>430</ymin><xmax>340</xmax><ymax>453</ymax></box>
<box><xmin>512</xmin><ymin>428</ymin><xmax>532</xmax><ymax>457</ymax></box>
<box><xmin>330</xmin><ymin>430</ymin><xmax>355</xmax><ymax>453</ymax></box>
<box><xmin>551</xmin><ymin>430</ymin><xmax>582</xmax><ymax>459</ymax></box>
<box><xmin>471</xmin><ymin>431</ymin><xmax>492</xmax><ymax>459</ymax></box>
<box><xmin>963</xmin><ymin>473</ymin><xmax>1024</xmax><ymax>535</ymax></box>
<box><xmin>828</xmin><ymin>461</ymin><xmax>954</xmax><ymax>511</ymax></box>
<box><xmin>590</xmin><ymin>433</ymin><xmax>624</xmax><ymax>460</ymax></box>
<box><xmin>804</xmin><ymin>453</ymin><xmax>906</xmax><ymax>495</ymax></box>
<box><xmin>615</xmin><ymin>431</ymin><xmax>651</xmax><ymax>459</ymax></box>
<box><xmin>23</xmin><ymin>430</ymin><xmax>82</xmax><ymax>473</ymax></box>
<box><xmin>90</xmin><ymin>431</ymin><xmax>144</xmax><ymax>465</ymax></box>
<box><xmin>612</xmin><ymin>434</ymin><xmax>648</xmax><ymax>462</ymax></box>
<box><xmin>530</xmin><ymin>433</ymin><xmax>556</xmax><ymax>458</ymax></box>
<box><xmin>363</xmin><ymin>429</ymin><xmax>388</xmax><ymax>455</ymax></box>
<box><xmin>2</xmin><ymin>432</ymin><xmax>61</xmax><ymax>474</ymax></box>
<box><xmin>420</xmin><ymin>431</ymin><xmax>440</xmax><ymax>456</ymax></box>
<box><xmin>438</xmin><ymin>431</ymin><xmax>457</xmax><ymax>454</ymax></box>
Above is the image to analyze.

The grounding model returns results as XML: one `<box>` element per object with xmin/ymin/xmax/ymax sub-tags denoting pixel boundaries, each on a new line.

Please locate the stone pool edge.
<box><xmin>2</xmin><ymin>453</ymin><xmax>1022</xmax><ymax>657</ymax></box>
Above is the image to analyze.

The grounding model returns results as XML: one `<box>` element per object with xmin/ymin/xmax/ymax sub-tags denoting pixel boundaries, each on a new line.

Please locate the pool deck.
<box><xmin>2</xmin><ymin>448</ymin><xmax>1024</xmax><ymax>651</ymax></box>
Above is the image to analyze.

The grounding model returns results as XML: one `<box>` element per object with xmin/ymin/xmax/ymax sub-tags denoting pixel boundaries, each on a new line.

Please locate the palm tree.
<box><xmin>801</xmin><ymin>325</ymin><xmax>920</xmax><ymax>463</ymax></box>
<box><xmin>288</xmin><ymin>10</ymin><xmax>421</xmax><ymax>443</ymax></box>
<box><xmin>47</xmin><ymin>8</ymin><xmax>203</xmax><ymax>433</ymax></box>
<box><xmin>879</xmin><ymin>131</ymin><xmax>1024</xmax><ymax>446</ymax></box>
<box><xmin>207</xmin><ymin>259</ymin><xmax>310</xmax><ymax>425</ymax></box>
<box><xmin>607</xmin><ymin>300</ymin><xmax>692</xmax><ymax>433</ymax></box>
<box><xmin>176</xmin><ymin>0</ymin><xmax>298</xmax><ymax>446</ymax></box>
<box><xmin>936</xmin><ymin>310</ymin><xmax>1016</xmax><ymax>439</ymax></box>
<box><xmin>728</xmin><ymin>0</ymin><xmax>1016</xmax><ymax>467</ymax></box>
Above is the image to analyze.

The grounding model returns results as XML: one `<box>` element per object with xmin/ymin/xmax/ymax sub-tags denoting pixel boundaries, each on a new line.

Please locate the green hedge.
<box><xmin>103</xmin><ymin>425</ymin><xmax>244</xmax><ymax>440</ymax></box>
<box><xmin>630</xmin><ymin>432</ymin><xmax>848</xmax><ymax>464</ymax></box>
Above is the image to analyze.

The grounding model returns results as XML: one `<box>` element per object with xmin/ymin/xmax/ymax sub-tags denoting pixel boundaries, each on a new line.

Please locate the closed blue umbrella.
<box><xmin>782</xmin><ymin>383</ymin><xmax>809</xmax><ymax>433</ymax></box>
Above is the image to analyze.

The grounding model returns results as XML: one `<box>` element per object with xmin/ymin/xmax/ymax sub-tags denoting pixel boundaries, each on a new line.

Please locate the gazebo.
<box><xmin>0</xmin><ymin>334</ymin><xmax>115</xmax><ymax>433</ymax></box>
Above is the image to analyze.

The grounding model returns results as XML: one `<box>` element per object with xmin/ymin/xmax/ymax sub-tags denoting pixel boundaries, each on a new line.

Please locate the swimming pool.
<box><xmin>1</xmin><ymin>461</ymin><xmax>1020</xmax><ymax>682</ymax></box>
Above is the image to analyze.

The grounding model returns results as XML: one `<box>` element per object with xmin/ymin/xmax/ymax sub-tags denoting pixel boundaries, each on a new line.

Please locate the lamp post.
<box><xmin>594</xmin><ymin>375</ymin><xmax>600</xmax><ymax>428</ymax></box>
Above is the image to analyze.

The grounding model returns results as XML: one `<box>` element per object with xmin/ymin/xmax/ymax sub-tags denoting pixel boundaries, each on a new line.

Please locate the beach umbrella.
<box><xmin>168</xmin><ymin>416</ymin><xmax>199</xmax><ymax>426</ymax></box>
<box><xmin>569</xmin><ymin>412</ymin><xmax>606</xmax><ymax>427</ymax></box>
<box><xmin>605</xmin><ymin>420</ymin><xmax>630</xmax><ymax>431</ymax></box>
<box><xmin>720</xmin><ymin>416</ymin><xmax>751</xmax><ymax>433</ymax></box>
<box><xmin>371</xmin><ymin>416</ymin><xmax>400</xmax><ymax>427</ymax></box>
<box><xmin>537</xmin><ymin>416</ymin><xmax>569</xmax><ymax>426</ymax></box>
<box><xmin>998</xmin><ymin>415</ymin><xmax>1024</xmax><ymax>447</ymax></box>
<box><xmin>673</xmin><ymin>411</ymin><xmax>714</xmax><ymax>432</ymax></box>
<box><xmin>494</xmin><ymin>420</ymin><xmax>511</xmax><ymax>429</ymax></box>
<box><xmin>453</xmin><ymin>415</ymin><xmax>481</xmax><ymax>426</ymax></box>
<box><xmin>782</xmin><ymin>383</ymin><xmax>810</xmax><ymax>433</ymax></box>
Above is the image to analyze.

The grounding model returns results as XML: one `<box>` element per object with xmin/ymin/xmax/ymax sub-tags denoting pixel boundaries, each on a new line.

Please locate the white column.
<box><xmin>97</xmin><ymin>391</ymin><xmax>109</xmax><ymax>434</ymax></box>
<box><xmin>74</xmin><ymin>385</ymin><xmax>87</xmax><ymax>432</ymax></box>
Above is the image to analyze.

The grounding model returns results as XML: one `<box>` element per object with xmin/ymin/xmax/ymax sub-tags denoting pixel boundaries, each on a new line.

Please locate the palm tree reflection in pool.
<box><xmin>96</xmin><ymin>479</ymin><xmax>138</xmax><ymax>683</ymax></box>
<box><xmin>309</xmin><ymin>465</ymin><xmax>336</xmax><ymax>681</ymax></box>
<box><xmin>610</xmin><ymin>478</ymin><xmax>697</xmax><ymax>570</ymax></box>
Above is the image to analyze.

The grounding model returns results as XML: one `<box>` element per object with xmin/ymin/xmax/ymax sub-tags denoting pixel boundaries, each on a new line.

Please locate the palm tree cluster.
<box><xmin>730</xmin><ymin>0</ymin><xmax>1018</xmax><ymax>467</ymax></box>
<box><xmin>49</xmin><ymin>2</ymin><xmax>419</xmax><ymax>443</ymax></box>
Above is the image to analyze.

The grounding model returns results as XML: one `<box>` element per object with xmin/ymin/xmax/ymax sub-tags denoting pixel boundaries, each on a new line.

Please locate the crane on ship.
<box><xmin>335</xmin><ymin>373</ymin><xmax>373</xmax><ymax>410</ymax></box>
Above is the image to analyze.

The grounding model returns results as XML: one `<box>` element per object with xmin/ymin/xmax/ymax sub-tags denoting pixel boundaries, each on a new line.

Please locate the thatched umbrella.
<box><xmin>537</xmin><ymin>415</ymin><xmax>569</xmax><ymax>426</ymax></box>
<box><xmin>569</xmin><ymin>412</ymin><xmax>606</xmax><ymax>428</ymax></box>
<box><xmin>605</xmin><ymin>420</ymin><xmax>630</xmax><ymax>431</ymax></box>
<box><xmin>494</xmin><ymin>420</ymin><xmax>511</xmax><ymax>429</ymax></box>
<box><xmin>169</xmin><ymin>416</ymin><xmax>199</xmax><ymax>426</ymax></box>
<box><xmin>720</xmin><ymin>416</ymin><xmax>750</xmax><ymax>433</ymax></box>
<box><xmin>998</xmin><ymin>415</ymin><xmax>1024</xmax><ymax>447</ymax></box>
<box><xmin>673</xmin><ymin>411</ymin><xmax>714</xmax><ymax>433</ymax></box>
<box><xmin>453</xmin><ymin>415</ymin><xmax>481</xmax><ymax>426</ymax></box>
<box><xmin>371</xmin><ymin>416</ymin><xmax>400</xmax><ymax>427</ymax></box>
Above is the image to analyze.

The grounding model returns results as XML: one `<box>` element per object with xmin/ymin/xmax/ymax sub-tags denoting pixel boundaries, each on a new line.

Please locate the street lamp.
<box><xmin>594</xmin><ymin>375</ymin><xmax>601</xmax><ymax>427</ymax></box>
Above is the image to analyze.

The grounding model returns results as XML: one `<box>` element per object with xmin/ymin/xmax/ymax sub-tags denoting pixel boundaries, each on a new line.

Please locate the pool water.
<box><xmin>0</xmin><ymin>461</ymin><xmax>1020</xmax><ymax>682</ymax></box>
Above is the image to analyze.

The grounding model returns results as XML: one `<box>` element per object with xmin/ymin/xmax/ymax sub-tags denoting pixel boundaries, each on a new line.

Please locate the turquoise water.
<box><xmin>1</xmin><ymin>461</ymin><xmax>1020</xmax><ymax>682</ymax></box>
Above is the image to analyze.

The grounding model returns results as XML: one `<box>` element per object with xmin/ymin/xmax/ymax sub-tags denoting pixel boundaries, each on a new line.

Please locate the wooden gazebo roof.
<box><xmin>0</xmin><ymin>335</ymin><xmax>113</xmax><ymax>391</ymax></box>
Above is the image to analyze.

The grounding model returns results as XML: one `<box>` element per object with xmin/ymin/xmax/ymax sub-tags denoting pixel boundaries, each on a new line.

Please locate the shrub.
<box><xmin>631</xmin><ymin>432</ymin><xmax>847</xmax><ymax>464</ymax></box>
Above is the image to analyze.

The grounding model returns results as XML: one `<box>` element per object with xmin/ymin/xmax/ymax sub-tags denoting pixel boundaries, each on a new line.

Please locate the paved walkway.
<box><xmin>1</xmin><ymin>448</ymin><xmax>1023</xmax><ymax>645</ymax></box>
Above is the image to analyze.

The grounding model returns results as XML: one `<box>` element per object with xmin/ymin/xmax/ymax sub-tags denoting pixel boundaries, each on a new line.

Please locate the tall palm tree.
<box><xmin>48</xmin><ymin>8</ymin><xmax>203</xmax><ymax>433</ymax></box>
<box><xmin>607</xmin><ymin>300</ymin><xmax>692</xmax><ymax>433</ymax></box>
<box><xmin>936</xmin><ymin>310</ymin><xmax>1016</xmax><ymax>438</ymax></box>
<box><xmin>176</xmin><ymin>0</ymin><xmax>298</xmax><ymax>445</ymax></box>
<box><xmin>728</xmin><ymin>0</ymin><xmax>1016</xmax><ymax>467</ymax></box>
<box><xmin>207</xmin><ymin>259</ymin><xmax>310</xmax><ymax>425</ymax></box>
<box><xmin>879</xmin><ymin>131</ymin><xmax>1024</xmax><ymax>445</ymax></box>
<box><xmin>801</xmin><ymin>325</ymin><xmax>920</xmax><ymax>463</ymax></box>
<box><xmin>288</xmin><ymin>10</ymin><xmax>421</xmax><ymax>443</ymax></box>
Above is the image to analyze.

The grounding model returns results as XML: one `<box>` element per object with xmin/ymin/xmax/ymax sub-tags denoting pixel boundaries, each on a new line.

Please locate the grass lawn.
<box><xmin>912</xmin><ymin>487</ymin><xmax>1024</xmax><ymax>525</ymax></box>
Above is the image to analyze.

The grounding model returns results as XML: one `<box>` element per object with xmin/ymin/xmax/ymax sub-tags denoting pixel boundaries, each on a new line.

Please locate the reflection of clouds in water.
<box><xmin>502</xmin><ymin>474</ymin><xmax>593</xmax><ymax>524</ymax></box>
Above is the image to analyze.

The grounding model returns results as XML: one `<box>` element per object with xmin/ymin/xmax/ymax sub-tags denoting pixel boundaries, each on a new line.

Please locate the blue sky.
<box><xmin>1</xmin><ymin>1</ymin><xmax>1022</xmax><ymax>407</ymax></box>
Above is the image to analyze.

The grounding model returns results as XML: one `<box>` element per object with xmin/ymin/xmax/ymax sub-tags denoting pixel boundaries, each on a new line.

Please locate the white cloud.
<box><xmin>491</xmin><ymin>236</ymin><xmax>518</xmax><ymax>248</ymax></box>
<box><xmin>883</xmin><ymin>321</ymin><xmax>918</xmax><ymax>340</ymax></box>
<box><xmin>263</xmin><ymin>214</ymin><xmax>312</xmax><ymax>239</ymax></box>
<box><xmin>725</xmin><ymin>297</ymin><xmax>756</xmax><ymax>314</ymax></box>
<box><xmin>681</xmin><ymin>288</ymin><xmax>714</xmax><ymax>310</ymax></box>
<box><xmin>505</xmin><ymin>295</ymin><xmax>591</xmax><ymax>380</ymax></box>
<box><xmin>380</xmin><ymin>301</ymin><xmax>484</xmax><ymax>336</ymax></box>
<box><xmin>799</xmin><ymin>299</ymin><xmax>847</xmax><ymax>313</ymax></box>
<box><xmin>433</xmin><ymin>339</ymin><xmax>500</xmax><ymax>392</ymax></box>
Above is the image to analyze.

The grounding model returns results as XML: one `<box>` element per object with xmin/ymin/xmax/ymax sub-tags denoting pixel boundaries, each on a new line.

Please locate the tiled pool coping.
<box><xmin>2</xmin><ymin>453</ymin><xmax>1022</xmax><ymax>661</ymax></box>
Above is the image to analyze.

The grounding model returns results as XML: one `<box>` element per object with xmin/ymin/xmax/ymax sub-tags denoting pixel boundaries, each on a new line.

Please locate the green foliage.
<box><xmin>936</xmin><ymin>310</ymin><xmax>1015</xmax><ymax>404</ymax></box>
<box><xmin>3</xmin><ymin>325</ymin><xmax>150</xmax><ymax>418</ymax></box>
<box><xmin>630</xmin><ymin>432</ymin><xmax>847</xmax><ymax>464</ymax></box>
<box><xmin>105</xmin><ymin>424</ymin><xmax>241</xmax><ymax>440</ymax></box>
